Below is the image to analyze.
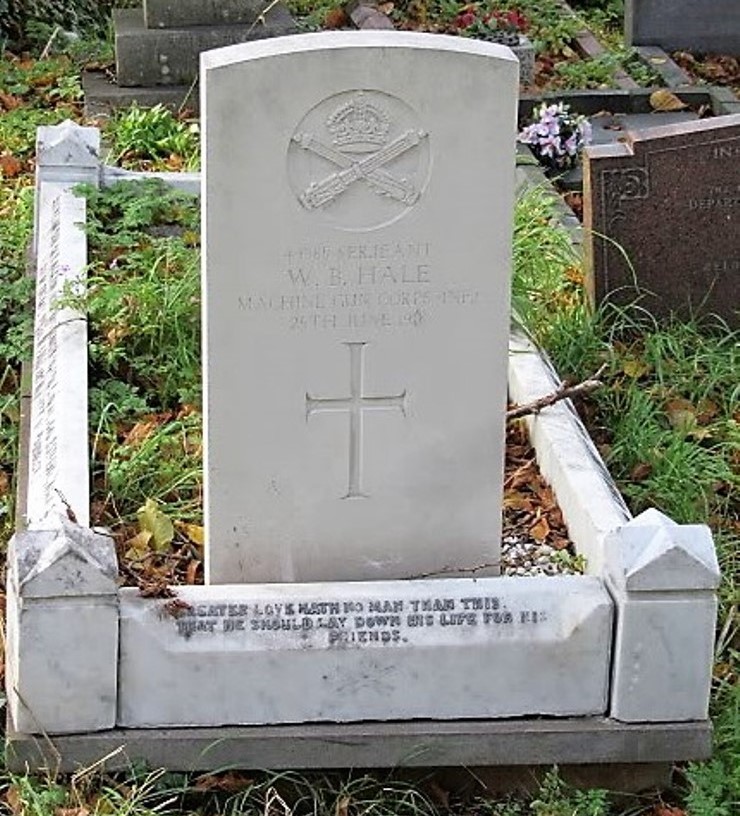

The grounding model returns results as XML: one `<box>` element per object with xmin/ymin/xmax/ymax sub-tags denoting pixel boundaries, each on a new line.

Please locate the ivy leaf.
<box><xmin>136</xmin><ymin>498</ymin><xmax>174</xmax><ymax>551</ymax></box>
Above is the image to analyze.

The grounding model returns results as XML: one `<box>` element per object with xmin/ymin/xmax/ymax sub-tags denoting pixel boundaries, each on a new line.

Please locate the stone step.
<box><xmin>114</xmin><ymin>7</ymin><xmax>296</xmax><ymax>87</ymax></box>
<box><xmin>144</xmin><ymin>0</ymin><xmax>267</xmax><ymax>29</ymax></box>
<box><xmin>83</xmin><ymin>71</ymin><xmax>197</xmax><ymax>116</ymax></box>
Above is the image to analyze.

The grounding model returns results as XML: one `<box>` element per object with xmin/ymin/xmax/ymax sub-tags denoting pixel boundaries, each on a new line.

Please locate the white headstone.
<box><xmin>202</xmin><ymin>32</ymin><xmax>518</xmax><ymax>583</ymax></box>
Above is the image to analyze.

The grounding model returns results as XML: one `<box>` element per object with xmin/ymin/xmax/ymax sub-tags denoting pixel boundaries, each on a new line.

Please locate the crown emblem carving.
<box><xmin>326</xmin><ymin>93</ymin><xmax>391</xmax><ymax>153</ymax></box>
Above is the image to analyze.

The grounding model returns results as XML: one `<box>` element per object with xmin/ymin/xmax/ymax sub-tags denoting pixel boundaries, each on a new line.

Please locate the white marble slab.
<box><xmin>605</xmin><ymin>510</ymin><xmax>719</xmax><ymax>722</ymax></box>
<box><xmin>24</xmin><ymin>122</ymin><xmax>99</xmax><ymax>531</ymax></box>
<box><xmin>118</xmin><ymin>576</ymin><xmax>612</xmax><ymax>727</ymax></box>
<box><xmin>201</xmin><ymin>33</ymin><xmax>519</xmax><ymax>583</ymax></box>
<box><xmin>6</xmin><ymin>525</ymin><xmax>119</xmax><ymax>735</ymax></box>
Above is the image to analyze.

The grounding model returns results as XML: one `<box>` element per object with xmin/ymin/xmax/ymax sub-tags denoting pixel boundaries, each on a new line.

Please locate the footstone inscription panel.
<box><xmin>202</xmin><ymin>33</ymin><xmax>518</xmax><ymax>583</ymax></box>
<box><xmin>26</xmin><ymin>184</ymin><xmax>89</xmax><ymax>529</ymax></box>
<box><xmin>118</xmin><ymin>576</ymin><xmax>612</xmax><ymax>726</ymax></box>
<box><xmin>584</xmin><ymin>115</ymin><xmax>739</xmax><ymax>328</ymax></box>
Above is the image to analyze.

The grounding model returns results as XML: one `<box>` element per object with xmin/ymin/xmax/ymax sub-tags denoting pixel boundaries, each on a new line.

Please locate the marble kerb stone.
<box><xmin>118</xmin><ymin>576</ymin><xmax>612</xmax><ymax>727</ymax></box>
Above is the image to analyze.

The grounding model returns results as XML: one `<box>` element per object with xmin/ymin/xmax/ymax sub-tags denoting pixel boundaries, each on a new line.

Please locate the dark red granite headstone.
<box><xmin>584</xmin><ymin>114</ymin><xmax>739</xmax><ymax>327</ymax></box>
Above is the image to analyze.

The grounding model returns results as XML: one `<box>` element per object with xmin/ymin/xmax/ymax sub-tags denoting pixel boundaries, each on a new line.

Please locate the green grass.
<box><xmin>515</xmin><ymin>188</ymin><xmax>739</xmax><ymax>816</ymax></box>
<box><xmin>106</xmin><ymin>104</ymin><xmax>200</xmax><ymax>169</ymax></box>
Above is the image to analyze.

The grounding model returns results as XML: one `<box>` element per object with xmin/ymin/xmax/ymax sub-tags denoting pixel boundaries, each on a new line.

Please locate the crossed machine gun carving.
<box><xmin>293</xmin><ymin>127</ymin><xmax>428</xmax><ymax>210</ymax></box>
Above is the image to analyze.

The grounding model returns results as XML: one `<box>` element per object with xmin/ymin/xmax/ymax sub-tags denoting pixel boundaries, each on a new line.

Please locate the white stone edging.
<box><xmin>6</xmin><ymin>122</ymin><xmax>719</xmax><ymax>738</ymax></box>
<box><xmin>507</xmin><ymin>332</ymin><xmax>631</xmax><ymax>576</ymax></box>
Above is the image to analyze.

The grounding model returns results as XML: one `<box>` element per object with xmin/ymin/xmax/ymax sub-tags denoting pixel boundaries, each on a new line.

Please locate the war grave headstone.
<box><xmin>5</xmin><ymin>35</ymin><xmax>720</xmax><ymax>772</ymax></box>
<box><xmin>625</xmin><ymin>0</ymin><xmax>740</xmax><ymax>55</ymax></box>
<box><xmin>584</xmin><ymin>114</ymin><xmax>740</xmax><ymax>327</ymax></box>
<box><xmin>202</xmin><ymin>33</ymin><xmax>518</xmax><ymax>586</ymax></box>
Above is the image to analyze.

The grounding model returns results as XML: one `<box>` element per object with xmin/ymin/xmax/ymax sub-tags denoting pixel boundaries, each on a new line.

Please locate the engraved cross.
<box><xmin>306</xmin><ymin>342</ymin><xmax>407</xmax><ymax>499</ymax></box>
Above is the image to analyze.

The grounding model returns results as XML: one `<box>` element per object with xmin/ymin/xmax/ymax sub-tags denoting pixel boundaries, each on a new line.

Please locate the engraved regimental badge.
<box><xmin>288</xmin><ymin>90</ymin><xmax>431</xmax><ymax>231</ymax></box>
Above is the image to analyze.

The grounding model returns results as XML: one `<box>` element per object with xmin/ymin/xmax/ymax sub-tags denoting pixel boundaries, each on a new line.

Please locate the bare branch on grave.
<box><xmin>405</xmin><ymin>561</ymin><xmax>501</xmax><ymax>580</ymax></box>
<box><xmin>506</xmin><ymin>364</ymin><xmax>608</xmax><ymax>421</ymax></box>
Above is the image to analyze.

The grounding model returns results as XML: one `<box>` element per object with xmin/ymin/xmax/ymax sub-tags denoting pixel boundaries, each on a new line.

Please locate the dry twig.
<box><xmin>507</xmin><ymin>364</ymin><xmax>607</xmax><ymax>421</ymax></box>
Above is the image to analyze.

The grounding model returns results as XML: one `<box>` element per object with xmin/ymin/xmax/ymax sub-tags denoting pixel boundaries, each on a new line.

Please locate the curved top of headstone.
<box><xmin>606</xmin><ymin>509</ymin><xmax>720</xmax><ymax>591</ymax></box>
<box><xmin>36</xmin><ymin>120</ymin><xmax>100</xmax><ymax>168</ymax></box>
<box><xmin>201</xmin><ymin>30</ymin><xmax>520</xmax><ymax>72</ymax></box>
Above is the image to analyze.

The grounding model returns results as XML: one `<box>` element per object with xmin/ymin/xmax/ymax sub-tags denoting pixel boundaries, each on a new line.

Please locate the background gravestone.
<box><xmin>625</xmin><ymin>0</ymin><xmax>740</xmax><ymax>55</ymax></box>
<box><xmin>584</xmin><ymin>114</ymin><xmax>740</xmax><ymax>327</ymax></box>
<box><xmin>202</xmin><ymin>32</ymin><xmax>518</xmax><ymax>584</ymax></box>
<box><xmin>115</xmin><ymin>1</ymin><xmax>295</xmax><ymax>87</ymax></box>
<box><xmin>85</xmin><ymin>1</ymin><xmax>296</xmax><ymax>113</ymax></box>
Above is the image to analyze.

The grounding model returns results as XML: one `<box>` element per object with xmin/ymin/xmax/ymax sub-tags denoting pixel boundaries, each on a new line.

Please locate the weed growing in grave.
<box><xmin>511</xmin><ymin>184</ymin><xmax>586</xmax><ymax>335</ymax></box>
<box><xmin>0</xmin><ymin>55</ymin><xmax>83</xmax><ymax>159</ymax></box>
<box><xmin>0</xmin><ymin>182</ymin><xmax>34</xmax><ymax>364</ymax></box>
<box><xmin>286</xmin><ymin>0</ymin><xmax>338</xmax><ymax>31</ymax></box>
<box><xmin>61</xmin><ymin>179</ymin><xmax>202</xmax><ymax>535</ymax></box>
<box><xmin>552</xmin><ymin>47</ymin><xmax>661</xmax><ymax>89</ymax></box>
<box><xmin>5</xmin><ymin>774</ymin><xmax>69</xmax><ymax>816</ymax></box>
<box><xmin>220</xmin><ymin>771</ymin><xmax>441</xmax><ymax>816</ymax></box>
<box><xmin>106</xmin><ymin>104</ymin><xmax>200</xmax><ymax>170</ymax></box>
<box><xmin>482</xmin><ymin>0</ymin><xmax>583</xmax><ymax>54</ymax></box>
<box><xmin>569</xmin><ymin>0</ymin><xmax>624</xmax><ymax>48</ymax></box>
<box><xmin>531</xmin><ymin>767</ymin><xmax>610</xmax><ymax>815</ymax></box>
<box><xmin>684</xmin><ymin>693</ymin><xmax>740</xmax><ymax>816</ymax></box>
<box><xmin>4</xmin><ymin>764</ymin><xmax>182</xmax><ymax>816</ymax></box>
<box><xmin>0</xmin><ymin>178</ymin><xmax>35</xmax><ymax>535</ymax></box>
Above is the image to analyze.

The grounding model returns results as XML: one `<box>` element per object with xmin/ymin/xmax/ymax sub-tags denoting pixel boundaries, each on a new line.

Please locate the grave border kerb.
<box><xmin>4</xmin><ymin>119</ymin><xmax>719</xmax><ymax>772</ymax></box>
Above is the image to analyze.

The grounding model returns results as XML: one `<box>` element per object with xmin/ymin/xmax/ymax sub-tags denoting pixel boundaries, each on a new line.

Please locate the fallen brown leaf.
<box><xmin>324</xmin><ymin>8</ymin><xmax>350</xmax><ymax>28</ymax></box>
<box><xmin>0</xmin><ymin>153</ymin><xmax>23</xmax><ymax>178</ymax></box>
<box><xmin>503</xmin><ymin>491</ymin><xmax>535</xmax><ymax>512</ymax></box>
<box><xmin>5</xmin><ymin>787</ymin><xmax>22</xmax><ymax>816</ymax></box>
<box><xmin>649</xmin><ymin>89</ymin><xmax>688</xmax><ymax>112</ymax></box>
<box><xmin>175</xmin><ymin>521</ymin><xmax>205</xmax><ymax>547</ymax></box>
<box><xmin>665</xmin><ymin>397</ymin><xmax>696</xmax><ymax>431</ymax></box>
<box><xmin>550</xmin><ymin>534</ymin><xmax>571</xmax><ymax>551</ymax></box>
<box><xmin>653</xmin><ymin>805</ymin><xmax>686</xmax><ymax>816</ymax></box>
<box><xmin>0</xmin><ymin>91</ymin><xmax>21</xmax><ymax>110</ymax></box>
<box><xmin>426</xmin><ymin>779</ymin><xmax>450</xmax><ymax>809</ymax></box>
<box><xmin>630</xmin><ymin>461</ymin><xmax>653</xmax><ymax>481</ymax></box>
<box><xmin>530</xmin><ymin>515</ymin><xmax>551</xmax><ymax>543</ymax></box>
<box><xmin>194</xmin><ymin>771</ymin><xmax>254</xmax><ymax>792</ymax></box>
<box><xmin>123</xmin><ymin>416</ymin><xmax>161</xmax><ymax>447</ymax></box>
<box><xmin>138</xmin><ymin>576</ymin><xmax>175</xmax><ymax>598</ymax></box>
<box><xmin>185</xmin><ymin>559</ymin><xmax>201</xmax><ymax>585</ymax></box>
<box><xmin>56</xmin><ymin>808</ymin><xmax>90</xmax><ymax>816</ymax></box>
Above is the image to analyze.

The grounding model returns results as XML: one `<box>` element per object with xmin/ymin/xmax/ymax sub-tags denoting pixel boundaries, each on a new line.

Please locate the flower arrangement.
<box><xmin>452</xmin><ymin>5</ymin><xmax>529</xmax><ymax>46</ymax></box>
<box><xmin>518</xmin><ymin>102</ymin><xmax>593</xmax><ymax>172</ymax></box>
